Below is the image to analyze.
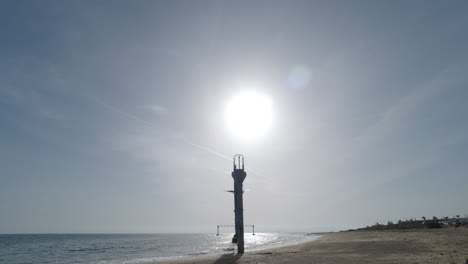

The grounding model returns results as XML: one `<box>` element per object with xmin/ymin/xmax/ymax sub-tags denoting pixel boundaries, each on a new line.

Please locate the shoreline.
<box><xmin>154</xmin><ymin>234</ymin><xmax>328</xmax><ymax>264</ymax></box>
<box><xmin>151</xmin><ymin>233</ymin><xmax>322</xmax><ymax>264</ymax></box>
<box><xmin>156</xmin><ymin>228</ymin><xmax>468</xmax><ymax>264</ymax></box>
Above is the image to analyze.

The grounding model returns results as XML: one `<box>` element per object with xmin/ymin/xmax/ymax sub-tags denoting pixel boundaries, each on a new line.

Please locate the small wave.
<box><xmin>68</xmin><ymin>247</ymin><xmax>113</xmax><ymax>252</ymax></box>
<box><xmin>187</xmin><ymin>252</ymin><xmax>207</xmax><ymax>256</ymax></box>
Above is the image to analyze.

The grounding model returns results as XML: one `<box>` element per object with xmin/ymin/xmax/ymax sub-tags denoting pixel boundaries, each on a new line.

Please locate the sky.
<box><xmin>1</xmin><ymin>0</ymin><xmax>468</xmax><ymax>234</ymax></box>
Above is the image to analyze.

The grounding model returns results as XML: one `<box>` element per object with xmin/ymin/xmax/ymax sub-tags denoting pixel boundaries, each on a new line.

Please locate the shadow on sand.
<box><xmin>213</xmin><ymin>253</ymin><xmax>243</xmax><ymax>264</ymax></box>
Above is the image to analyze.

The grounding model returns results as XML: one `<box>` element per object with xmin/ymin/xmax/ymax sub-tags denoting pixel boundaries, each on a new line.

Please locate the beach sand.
<box><xmin>157</xmin><ymin>228</ymin><xmax>468</xmax><ymax>264</ymax></box>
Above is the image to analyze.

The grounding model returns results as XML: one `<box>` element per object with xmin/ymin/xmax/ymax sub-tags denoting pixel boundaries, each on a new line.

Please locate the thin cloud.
<box><xmin>90</xmin><ymin>95</ymin><xmax>257</xmax><ymax>170</ymax></box>
<box><xmin>1</xmin><ymin>86</ymin><xmax>64</xmax><ymax>121</ymax></box>
<box><xmin>144</xmin><ymin>104</ymin><xmax>168</xmax><ymax>116</ymax></box>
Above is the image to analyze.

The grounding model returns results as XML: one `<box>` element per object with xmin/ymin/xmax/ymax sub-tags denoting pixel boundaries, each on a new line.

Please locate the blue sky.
<box><xmin>1</xmin><ymin>0</ymin><xmax>468</xmax><ymax>233</ymax></box>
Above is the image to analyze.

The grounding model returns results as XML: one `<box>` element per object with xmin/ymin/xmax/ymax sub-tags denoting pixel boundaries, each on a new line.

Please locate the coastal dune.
<box><xmin>159</xmin><ymin>228</ymin><xmax>468</xmax><ymax>264</ymax></box>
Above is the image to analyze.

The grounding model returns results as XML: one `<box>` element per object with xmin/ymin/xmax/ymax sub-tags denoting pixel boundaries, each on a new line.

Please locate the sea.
<box><xmin>0</xmin><ymin>233</ymin><xmax>320</xmax><ymax>264</ymax></box>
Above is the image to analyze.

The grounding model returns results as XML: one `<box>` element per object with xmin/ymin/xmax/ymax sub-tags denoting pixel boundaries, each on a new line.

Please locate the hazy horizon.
<box><xmin>1</xmin><ymin>0</ymin><xmax>468</xmax><ymax>234</ymax></box>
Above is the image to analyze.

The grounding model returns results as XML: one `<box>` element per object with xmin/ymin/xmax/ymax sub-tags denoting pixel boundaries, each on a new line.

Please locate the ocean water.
<box><xmin>0</xmin><ymin>233</ymin><xmax>320</xmax><ymax>264</ymax></box>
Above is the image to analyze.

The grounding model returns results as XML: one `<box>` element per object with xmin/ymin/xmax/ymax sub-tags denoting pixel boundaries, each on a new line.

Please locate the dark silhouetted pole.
<box><xmin>232</xmin><ymin>154</ymin><xmax>246</xmax><ymax>253</ymax></box>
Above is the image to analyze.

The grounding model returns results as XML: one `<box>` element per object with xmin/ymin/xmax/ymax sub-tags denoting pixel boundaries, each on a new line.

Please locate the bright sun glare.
<box><xmin>225</xmin><ymin>91</ymin><xmax>273</xmax><ymax>141</ymax></box>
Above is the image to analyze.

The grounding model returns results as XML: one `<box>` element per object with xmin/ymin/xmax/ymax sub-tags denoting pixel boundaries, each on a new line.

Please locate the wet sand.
<box><xmin>157</xmin><ymin>228</ymin><xmax>468</xmax><ymax>264</ymax></box>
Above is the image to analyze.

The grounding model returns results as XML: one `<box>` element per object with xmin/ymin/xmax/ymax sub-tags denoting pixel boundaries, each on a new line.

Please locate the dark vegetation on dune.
<box><xmin>347</xmin><ymin>216</ymin><xmax>468</xmax><ymax>231</ymax></box>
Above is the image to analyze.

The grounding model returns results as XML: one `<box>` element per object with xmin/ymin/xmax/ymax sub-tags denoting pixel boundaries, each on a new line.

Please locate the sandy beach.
<box><xmin>158</xmin><ymin>228</ymin><xmax>468</xmax><ymax>264</ymax></box>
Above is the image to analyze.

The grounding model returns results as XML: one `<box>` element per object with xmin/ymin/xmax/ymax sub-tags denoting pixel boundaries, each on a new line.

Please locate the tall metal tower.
<box><xmin>232</xmin><ymin>154</ymin><xmax>247</xmax><ymax>253</ymax></box>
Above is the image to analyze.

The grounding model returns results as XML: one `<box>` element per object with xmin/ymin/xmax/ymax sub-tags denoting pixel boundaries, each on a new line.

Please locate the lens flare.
<box><xmin>287</xmin><ymin>65</ymin><xmax>311</xmax><ymax>90</ymax></box>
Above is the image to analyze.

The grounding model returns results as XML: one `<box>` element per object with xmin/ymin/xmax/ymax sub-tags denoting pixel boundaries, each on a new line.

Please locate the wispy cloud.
<box><xmin>143</xmin><ymin>104</ymin><xmax>168</xmax><ymax>116</ymax></box>
<box><xmin>357</xmin><ymin>61</ymin><xmax>468</xmax><ymax>143</ymax></box>
<box><xmin>1</xmin><ymin>86</ymin><xmax>64</xmax><ymax>121</ymax></box>
<box><xmin>91</xmin><ymin>95</ymin><xmax>235</xmax><ymax>163</ymax></box>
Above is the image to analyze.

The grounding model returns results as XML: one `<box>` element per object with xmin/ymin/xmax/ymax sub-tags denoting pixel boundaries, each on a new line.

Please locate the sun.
<box><xmin>224</xmin><ymin>91</ymin><xmax>273</xmax><ymax>141</ymax></box>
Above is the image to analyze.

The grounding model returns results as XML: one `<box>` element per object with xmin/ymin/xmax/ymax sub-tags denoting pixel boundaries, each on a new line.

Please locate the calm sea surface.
<box><xmin>0</xmin><ymin>233</ymin><xmax>320</xmax><ymax>264</ymax></box>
